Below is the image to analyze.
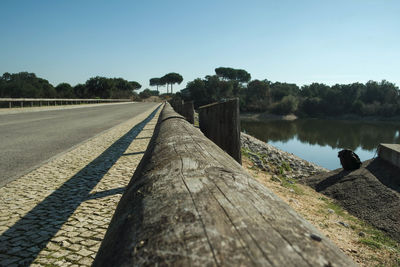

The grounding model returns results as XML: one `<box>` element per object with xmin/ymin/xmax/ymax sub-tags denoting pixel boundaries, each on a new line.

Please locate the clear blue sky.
<box><xmin>1</xmin><ymin>0</ymin><xmax>399</xmax><ymax>93</ymax></box>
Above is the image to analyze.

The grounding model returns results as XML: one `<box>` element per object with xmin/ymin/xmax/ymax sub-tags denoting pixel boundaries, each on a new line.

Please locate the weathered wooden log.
<box><xmin>93</xmin><ymin>103</ymin><xmax>355</xmax><ymax>267</ymax></box>
<box><xmin>182</xmin><ymin>101</ymin><xmax>195</xmax><ymax>124</ymax></box>
<box><xmin>199</xmin><ymin>98</ymin><xmax>241</xmax><ymax>164</ymax></box>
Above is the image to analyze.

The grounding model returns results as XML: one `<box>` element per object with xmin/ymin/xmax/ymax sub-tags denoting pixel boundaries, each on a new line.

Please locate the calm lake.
<box><xmin>241</xmin><ymin>119</ymin><xmax>400</xmax><ymax>170</ymax></box>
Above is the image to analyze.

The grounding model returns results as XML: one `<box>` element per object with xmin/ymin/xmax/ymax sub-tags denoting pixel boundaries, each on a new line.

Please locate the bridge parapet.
<box><xmin>0</xmin><ymin>98</ymin><xmax>131</xmax><ymax>108</ymax></box>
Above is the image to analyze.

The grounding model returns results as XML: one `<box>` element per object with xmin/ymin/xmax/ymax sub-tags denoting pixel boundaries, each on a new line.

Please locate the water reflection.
<box><xmin>242</xmin><ymin>119</ymin><xmax>400</xmax><ymax>152</ymax></box>
<box><xmin>241</xmin><ymin>119</ymin><xmax>400</xmax><ymax>169</ymax></box>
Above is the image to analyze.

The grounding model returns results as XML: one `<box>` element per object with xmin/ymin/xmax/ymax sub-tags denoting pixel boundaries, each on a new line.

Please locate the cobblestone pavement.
<box><xmin>0</xmin><ymin>104</ymin><xmax>162</xmax><ymax>266</ymax></box>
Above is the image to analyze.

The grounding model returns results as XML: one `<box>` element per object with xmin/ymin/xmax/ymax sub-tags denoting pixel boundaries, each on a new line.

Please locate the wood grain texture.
<box><xmin>182</xmin><ymin>101</ymin><xmax>195</xmax><ymax>124</ymax></box>
<box><xmin>93</xmin><ymin>103</ymin><xmax>355</xmax><ymax>267</ymax></box>
<box><xmin>170</xmin><ymin>98</ymin><xmax>183</xmax><ymax>115</ymax></box>
<box><xmin>199</xmin><ymin>99</ymin><xmax>242</xmax><ymax>164</ymax></box>
<box><xmin>170</xmin><ymin>99</ymin><xmax>194</xmax><ymax>124</ymax></box>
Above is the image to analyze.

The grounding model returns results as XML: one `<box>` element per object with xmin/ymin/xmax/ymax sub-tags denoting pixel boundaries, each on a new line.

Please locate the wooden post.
<box><xmin>199</xmin><ymin>98</ymin><xmax>241</xmax><ymax>164</ymax></box>
<box><xmin>93</xmin><ymin>103</ymin><xmax>355</xmax><ymax>267</ymax></box>
<box><xmin>181</xmin><ymin>101</ymin><xmax>195</xmax><ymax>124</ymax></box>
<box><xmin>9</xmin><ymin>102</ymin><xmax>11</xmax><ymax>108</ymax></box>
<box><xmin>177</xmin><ymin>101</ymin><xmax>183</xmax><ymax>115</ymax></box>
<box><xmin>170</xmin><ymin>98</ymin><xmax>183</xmax><ymax>115</ymax></box>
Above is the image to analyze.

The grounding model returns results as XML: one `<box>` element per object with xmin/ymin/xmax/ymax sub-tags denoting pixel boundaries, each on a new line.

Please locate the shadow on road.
<box><xmin>0</xmin><ymin>107</ymin><xmax>159</xmax><ymax>266</ymax></box>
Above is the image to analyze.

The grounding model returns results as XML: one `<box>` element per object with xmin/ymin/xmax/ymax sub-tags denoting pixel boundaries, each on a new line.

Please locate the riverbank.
<box><xmin>241</xmin><ymin>133</ymin><xmax>327</xmax><ymax>180</ymax></box>
<box><xmin>241</xmin><ymin>133</ymin><xmax>400</xmax><ymax>266</ymax></box>
<box><xmin>240</xmin><ymin>112</ymin><xmax>297</xmax><ymax>121</ymax></box>
<box><xmin>240</xmin><ymin>111</ymin><xmax>400</xmax><ymax>123</ymax></box>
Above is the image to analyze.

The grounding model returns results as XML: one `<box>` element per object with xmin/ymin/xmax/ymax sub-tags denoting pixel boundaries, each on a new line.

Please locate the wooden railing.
<box><xmin>181</xmin><ymin>101</ymin><xmax>195</xmax><ymax>124</ymax></box>
<box><xmin>169</xmin><ymin>99</ymin><xmax>195</xmax><ymax>124</ymax></box>
<box><xmin>199</xmin><ymin>98</ymin><xmax>241</xmax><ymax>164</ymax></box>
<box><xmin>93</xmin><ymin>103</ymin><xmax>355</xmax><ymax>267</ymax></box>
<box><xmin>0</xmin><ymin>98</ymin><xmax>131</xmax><ymax>108</ymax></box>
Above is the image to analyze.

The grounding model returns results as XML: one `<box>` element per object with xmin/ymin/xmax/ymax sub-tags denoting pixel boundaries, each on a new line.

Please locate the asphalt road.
<box><xmin>0</xmin><ymin>102</ymin><xmax>158</xmax><ymax>187</ymax></box>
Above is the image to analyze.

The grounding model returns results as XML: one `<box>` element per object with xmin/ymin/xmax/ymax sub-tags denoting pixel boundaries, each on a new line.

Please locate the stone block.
<box><xmin>378</xmin><ymin>143</ymin><xmax>400</xmax><ymax>168</ymax></box>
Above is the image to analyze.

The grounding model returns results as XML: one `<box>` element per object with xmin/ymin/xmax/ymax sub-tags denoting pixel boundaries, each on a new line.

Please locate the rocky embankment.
<box><xmin>241</xmin><ymin>133</ymin><xmax>327</xmax><ymax>180</ymax></box>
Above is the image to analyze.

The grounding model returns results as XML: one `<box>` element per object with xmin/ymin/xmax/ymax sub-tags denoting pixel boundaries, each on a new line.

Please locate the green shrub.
<box><xmin>271</xmin><ymin>95</ymin><xmax>298</xmax><ymax>115</ymax></box>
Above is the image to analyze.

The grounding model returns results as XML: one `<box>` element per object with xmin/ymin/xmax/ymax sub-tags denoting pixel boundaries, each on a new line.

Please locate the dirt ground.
<box><xmin>242</xmin><ymin>156</ymin><xmax>400</xmax><ymax>266</ymax></box>
<box><xmin>304</xmin><ymin>158</ymin><xmax>400</xmax><ymax>243</ymax></box>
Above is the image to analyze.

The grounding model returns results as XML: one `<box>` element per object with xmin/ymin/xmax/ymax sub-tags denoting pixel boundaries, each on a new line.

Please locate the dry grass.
<box><xmin>242</xmin><ymin>155</ymin><xmax>400</xmax><ymax>267</ymax></box>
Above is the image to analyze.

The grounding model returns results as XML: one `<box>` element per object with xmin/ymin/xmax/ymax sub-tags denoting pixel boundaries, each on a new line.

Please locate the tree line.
<box><xmin>178</xmin><ymin>67</ymin><xmax>400</xmax><ymax>118</ymax></box>
<box><xmin>0</xmin><ymin>72</ymin><xmax>142</xmax><ymax>99</ymax></box>
<box><xmin>3</xmin><ymin>69</ymin><xmax>399</xmax><ymax>118</ymax></box>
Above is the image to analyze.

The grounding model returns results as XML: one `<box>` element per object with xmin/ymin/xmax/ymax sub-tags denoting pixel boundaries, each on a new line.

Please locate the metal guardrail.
<box><xmin>0</xmin><ymin>98</ymin><xmax>131</xmax><ymax>108</ymax></box>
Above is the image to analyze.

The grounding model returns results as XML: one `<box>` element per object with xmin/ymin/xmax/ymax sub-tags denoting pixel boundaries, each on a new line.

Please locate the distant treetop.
<box><xmin>215</xmin><ymin>67</ymin><xmax>251</xmax><ymax>83</ymax></box>
<box><xmin>160</xmin><ymin>72</ymin><xmax>183</xmax><ymax>94</ymax></box>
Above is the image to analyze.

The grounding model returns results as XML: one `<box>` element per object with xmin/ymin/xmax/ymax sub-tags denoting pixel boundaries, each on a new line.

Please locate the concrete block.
<box><xmin>378</xmin><ymin>143</ymin><xmax>400</xmax><ymax>168</ymax></box>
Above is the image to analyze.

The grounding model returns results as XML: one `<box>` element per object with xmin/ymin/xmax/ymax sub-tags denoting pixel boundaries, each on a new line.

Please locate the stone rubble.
<box><xmin>241</xmin><ymin>133</ymin><xmax>328</xmax><ymax>179</ymax></box>
<box><xmin>0</xmin><ymin>104</ymin><xmax>162</xmax><ymax>267</ymax></box>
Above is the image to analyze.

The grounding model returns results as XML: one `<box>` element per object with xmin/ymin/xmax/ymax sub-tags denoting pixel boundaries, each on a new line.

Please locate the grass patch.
<box><xmin>279</xmin><ymin>175</ymin><xmax>304</xmax><ymax>195</ymax></box>
<box><xmin>320</xmin><ymin>197</ymin><xmax>400</xmax><ymax>255</ymax></box>
<box><xmin>279</xmin><ymin>161</ymin><xmax>291</xmax><ymax>174</ymax></box>
<box><xmin>358</xmin><ymin>222</ymin><xmax>400</xmax><ymax>252</ymax></box>
<box><xmin>241</xmin><ymin>150</ymin><xmax>303</xmax><ymax>195</ymax></box>
<box><xmin>360</xmin><ymin>238</ymin><xmax>382</xmax><ymax>249</ymax></box>
<box><xmin>324</xmin><ymin>200</ymin><xmax>347</xmax><ymax>218</ymax></box>
<box><xmin>318</xmin><ymin>196</ymin><xmax>328</xmax><ymax>202</ymax></box>
<box><xmin>241</xmin><ymin>148</ymin><xmax>268</xmax><ymax>160</ymax></box>
<box><xmin>241</xmin><ymin>148</ymin><xmax>253</xmax><ymax>158</ymax></box>
<box><xmin>319</xmin><ymin>196</ymin><xmax>357</xmax><ymax>222</ymax></box>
